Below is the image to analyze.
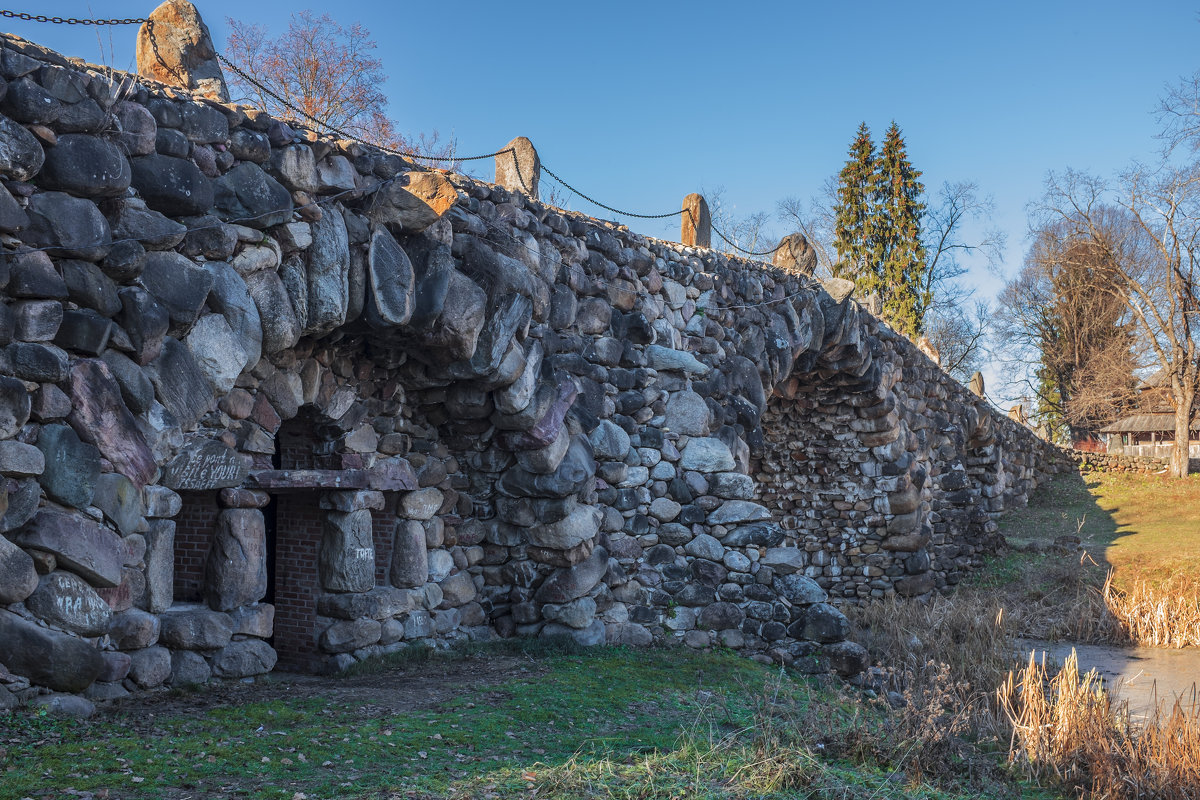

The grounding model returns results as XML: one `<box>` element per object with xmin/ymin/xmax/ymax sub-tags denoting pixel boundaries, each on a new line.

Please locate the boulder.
<box><xmin>389</xmin><ymin>520</ymin><xmax>428</xmax><ymax>589</ymax></box>
<box><xmin>526</xmin><ymin>505</ymin><xmax>601</xmax><ymax>550</ymax></box>
<box><xmin>22</xmin><ymin>191</ymin><xmax>112</xmax><ymax>260</ymax></box>
<box><xmin>0</xmin><ymin>608</ymin><xmax>103</xmax><ymax>692</ymax></box>
<box><xmin>368</xmin><ymin>170</ymin><xmax>457</xmax><ymax>233</ymax></box>
<box><xmin>107</xmin><ymin>197</ymin><xmax>187</xmax><ymax>250</ymax></box>
<box><xmin>67</xmin><ymin>359</ymin><xmax>156</xmax><ymax>486</ymax></box>
<box><xmin>801</xmin><ymin>603</ymin><xmax>850</xmax><ymax>643</ymax></box>
<box><xmin>213</xmin><ymin>162</ymin><xmax>291</xmax><ymax>228</ymax></box>
<box><xmin>109</xmin><ymin>607</ymin><xmax>160</xmax><ymax>649</ymax></box>
<box><xmin>204</xmin><ymin>508</ymin><xmax>267</xmax><ymax>611</ymax></box>
<box><xmin>245</xmin><ymin>269</ymin><xmax>301</xmax><ymax>354</ymax></box>
<box><xmin>0</xmin><ymin>376</ymin><xmax>31</xmax><ymax>439</ymax></box>
<box><xmin>534</xmin><ymin>546</ymin><xmax>608</xmax><ymax>604</ymax></box>
<box><xmin>129</xmin><ymin>153</ymin><xmax>213</xmax><ymax>216</ymax></box>
<box><xmin>203</xmin><ymin>261</ymin><xmax>262</xmax><ymax>373</ymax></box>
<box><xmin>304</xmin><ymin>209</ymin><xmax>350</xmax><ymax>335</ymax></box>
<box><xmin>16</xmin><ymin>507</ymin><xmax>123</xmax><ymax>587</ymax></box>
<box><xmin>38</xmin><ymin>134</ymin><xmax>131</xmax><ymax>198</ymax></box>
<box><xmin>127</xmin><ymin>646</ymin><xmax>172</xmax><ymax>688</ymax></box>
<box><xmin>319</xmin><ymin>509</ymin><xmax>375</xmax><ymax>593</ymax></box>
<box><xmin>0</xmin><ymin>113</ymin><xmax>44</xmax><ymax>180</ymax></box>
<box><xmin>26</xmin><ymin>571</ymin><xmax>112</xmax><ymax>636</ymax></box>
<box><xmin>143</xmin><ymin>519</ymin><xmax>175</xmax><ymax>613</ymax></box>
<box><xmin>680</xmin><ymin>438</ymin><xmax>735</xmax><ymax>472</ymax></box>
<box><xmin>36</xmin><ymin>423</ymin><xmax>101</xmax><ymax>509</ymax></box>
<box><xmin>116</xmin><ymin>286</ymin><xmax>169</xmax><ymax>365</ymax></box>
<box><xmin>135</xmin><ymin>1</ymin><xmax>230</xmax><ymax>101</ymax></box>
<box><xmin>0</xmin><ymin>533</ymin><xmax>37</xmax><ymax>604</ymax></box>
<box><xmin>664</xmin><ymin>390</ymin><xmax>712</xmax><ymax>436</ymax></box>
<box><xmin>144</xmin><ymin>336</ymin><xmax>215</xmax><ymax>431</ymax></box>
<box><xmin>91</xmin><ymin>473</ymin><xmax>146</xmax><ymax>538</ymax></box>
<box><xmin>185</xmin><ymin>313</ymin><xmax>247</xmax><ymax>395</ymax></box>
<box><xmin>139</xmin><ymin>251</ymin><xmax>214</xmax><ymax>334</ymax></box>
<box><xmin>210</xmin><ymin>639</ymin><xmax>277</xmax><ymax>678</ymax></box>
<box><xmin>158</xmin><ymin>605</ymin><xmax>233</xmax><ymax>650</ymax></box>
<box><xmin>364</xmin><ymin>227</ymin><xmax>414</xmax><ymax>327</ymax></box>
<box><xmin>169</xmin><ymin>649</ymin><xmax>210</xmax><ymax>685</ymax></box>
<box><xmin>773</xmin><ymin>574</ymin><xmax>828</xmax><ymax>605</ymax></box>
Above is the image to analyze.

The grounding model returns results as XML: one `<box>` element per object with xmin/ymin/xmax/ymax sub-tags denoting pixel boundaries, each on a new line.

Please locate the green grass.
<box><xmin>996</xmin><ymin>470</ymin><xmax>1200</xmax><ymax>592</ymax></box>
<box><xmin>0</xmin><ymin>644</ymin><xmax>1050</xmax><ymax>799</ymax></box>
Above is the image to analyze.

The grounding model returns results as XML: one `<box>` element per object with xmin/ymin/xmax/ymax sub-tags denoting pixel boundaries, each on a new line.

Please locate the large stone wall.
<box><xmin>0</xmin><ymin>32</ymin><xmax>1068</xmax><ymax>712</ymax></box>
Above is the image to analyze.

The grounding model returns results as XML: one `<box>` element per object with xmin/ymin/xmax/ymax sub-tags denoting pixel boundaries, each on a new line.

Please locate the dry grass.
<box><xmin>1101</xmin><ymin>572</ymin><xmax>1200</xmax><ymax>648</ymax></box>
<box><xmin>999</xmin><ymin>649</ymin><xmax>1200</xmax><ymax>799</ymax></box>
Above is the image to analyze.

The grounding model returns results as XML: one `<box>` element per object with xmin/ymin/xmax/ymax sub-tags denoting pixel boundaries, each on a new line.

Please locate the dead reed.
<box><xmin>999</xmin><ymin>648</ymin><xmax>1200</xmax><ymax>799</ymax></box>
<box><xmin>1102</xmin><ymin>572</ymin><xmax>1200</xmax><ymax>647</ymax></box>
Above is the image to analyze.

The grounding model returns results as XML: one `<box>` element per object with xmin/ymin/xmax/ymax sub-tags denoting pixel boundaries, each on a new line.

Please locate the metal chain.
<box><xmin>216</xmin><ymin>53</ymin><xmax>511</xmax><ymax>165</ymax></box>
<box><xmin>0</xmin><ymin>10</ymin><xmax>146</xmax><ymax>24</ymax></box>
<box><xmin>4</xmin><ymin>8</ymin><xmax>787</xmax><ymax>257</ymax></box>
<box><xmin>541</xmin><ymin>164</ymin><xmax>684</xmax><ymax>220</ymax></box>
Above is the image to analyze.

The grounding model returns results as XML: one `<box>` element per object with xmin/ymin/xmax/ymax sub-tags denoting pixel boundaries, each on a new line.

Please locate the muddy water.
<box><xmin>1020</xmin><ymin>640</ymin><xmax>1200</xmax><ymax>719</ymax></box>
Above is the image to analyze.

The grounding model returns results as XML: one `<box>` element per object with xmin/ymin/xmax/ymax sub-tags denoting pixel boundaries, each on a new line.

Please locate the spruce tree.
<box><xmin>875</xmin><ymin>122</ymin><xmax>929</xmax><ymax>337</ymax></box>
<box><xmin>833</xmin><ymin>123</ymin><xmax>879</xmax><ymax>288</ymax></box>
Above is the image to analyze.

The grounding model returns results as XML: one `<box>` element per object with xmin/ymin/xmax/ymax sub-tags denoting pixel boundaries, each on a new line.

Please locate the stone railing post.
<box><xmin>681</xmin><ymin>193</ymin><xmax>710</xmax><ymax>248</ymax></box>
<box><xmin>495</xmin><ymin>137</ymin><xmax>540</xmax><ymax>199</ymax></box>
<box><xmin>772</xmin><ymin>233</ymin><xmax>817</xmax><ymax>276</ymax></box>
<box><xmin>136</xmin><ymin>1</ymin><xmax>230</xmax><ymax>102</ymax></box>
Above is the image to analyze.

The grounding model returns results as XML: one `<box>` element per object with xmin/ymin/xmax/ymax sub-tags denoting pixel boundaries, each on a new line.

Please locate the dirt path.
<box><xmin>98</xmin><ymin>653</ymin><xmax>546</xmax><ymax>734</ymax></box>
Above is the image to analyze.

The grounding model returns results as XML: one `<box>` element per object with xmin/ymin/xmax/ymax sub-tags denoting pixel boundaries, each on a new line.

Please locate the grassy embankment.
<box><xmin>1</xmin><ymin>639</ymin><xmax>1052</xmax><ymax>800</ymax></box>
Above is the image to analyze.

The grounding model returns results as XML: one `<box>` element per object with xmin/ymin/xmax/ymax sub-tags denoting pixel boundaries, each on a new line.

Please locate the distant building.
<box><xmin>1098</xmin><ymin>371</ymin><xmax>1200</xmax><ymax>457</ymax></box>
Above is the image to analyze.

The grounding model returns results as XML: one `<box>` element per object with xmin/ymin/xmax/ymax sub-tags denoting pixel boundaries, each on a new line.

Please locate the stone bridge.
<box><xmin>0</xmin><ymin>10</ymin><xmax>1067</xmax><ymax>710</ymax></box>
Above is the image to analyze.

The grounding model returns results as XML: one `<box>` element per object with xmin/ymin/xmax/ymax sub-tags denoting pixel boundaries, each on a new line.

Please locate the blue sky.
<box><xmin>5</xmin><ymin>1</ymin><xmax>1198</xmax><ymax>396</ymax></box>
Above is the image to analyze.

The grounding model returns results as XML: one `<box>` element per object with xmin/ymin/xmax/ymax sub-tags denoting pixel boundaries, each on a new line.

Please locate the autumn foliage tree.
<box><xmin>223</xmin><ymin>12</ymin><xmax>458</xmax><ymax>166</ymax></box>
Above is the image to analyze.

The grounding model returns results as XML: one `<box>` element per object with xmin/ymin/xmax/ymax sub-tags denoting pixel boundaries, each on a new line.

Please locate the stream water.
<box><xmin>1020</xmin><ymin>640</ymin><xmax>1200</xmax><ymax>719</ymax></box>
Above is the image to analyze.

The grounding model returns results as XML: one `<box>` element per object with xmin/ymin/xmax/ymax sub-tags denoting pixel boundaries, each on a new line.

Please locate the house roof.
<box><xmin>1100</xmin><ymin>413</ymin><xmax>1200</xmax><ymax>433</ymax></box>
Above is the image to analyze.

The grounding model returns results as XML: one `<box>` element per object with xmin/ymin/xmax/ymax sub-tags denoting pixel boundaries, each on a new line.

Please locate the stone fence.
<box><xmin>0</xmin><ymin>10</ymin><xmax>1068</xmax><ymax>713</ymax></box>
<box><xmin>1070</xmin><ymin>450</ymin><xmax>1169</xmax><ymax>475</ymax></box>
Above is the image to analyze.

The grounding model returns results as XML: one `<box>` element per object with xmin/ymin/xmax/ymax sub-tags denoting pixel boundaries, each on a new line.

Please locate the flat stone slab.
<box><xmin>249</xmin><ymin>469</ymin><xmax>369</xmax><ymax>491</ymax></box>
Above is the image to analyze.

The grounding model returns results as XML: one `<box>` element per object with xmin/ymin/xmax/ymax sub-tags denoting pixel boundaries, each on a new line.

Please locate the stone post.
<box><xmin>495</xmin><ymin>137</ymin><xmax>540</xmax><ymax>199</ymax></box>
<box><xmin>969</xmin><ymin>371</ymin><xmax>986</xmax><ymax>398</ymax></box>
<box><xmin>136</xmin><ymin>1</ymin><xmax>230</xmax><ymax>102</ymax></box>
<box><xmin>773</xmin><ymin>233</ymin><xmax>818</xmax><ymax>276</ymax></box>
<box><xmin>681</xmin><ymin>193</ymin><xmax>710</xmax><ymax>248</ymax></box>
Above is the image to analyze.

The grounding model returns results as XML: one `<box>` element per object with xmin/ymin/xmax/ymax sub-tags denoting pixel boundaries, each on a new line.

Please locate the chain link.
<box><xmin>3</xmin><ymin>7</ymin><xmax>786</xmax><ymax>260</ymax></box>
<box><xmin>0</xmin><ymin>9</ymin><xmax>146</xmax><ymax>24</ymax></box>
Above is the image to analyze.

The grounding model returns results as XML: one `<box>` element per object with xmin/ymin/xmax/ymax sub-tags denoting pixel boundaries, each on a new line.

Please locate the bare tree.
<box><xmin>224</xmin><ymin>12</ymin><xmax>461</xmax><ymax>169</ymax></box>
<box><xmin>1035</xmin><ymin>167</ymin><xmax>1200</xmax><ymax>476</ymax></box>
<box><xmin>923</xmin><ymin>300</ymin><xmax>991</xmax><ymax>381</ymax></box>
<box><xmin>703</xmin><ymin>186</ymin><xmax>778</xmax><ymax>258</ymax></box>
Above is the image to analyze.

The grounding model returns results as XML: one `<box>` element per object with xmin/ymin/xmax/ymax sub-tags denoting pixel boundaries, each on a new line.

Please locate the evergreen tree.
<box><xmin>832</xmin><ymin>123</ymin><xmax>879</xmax><ymax>286</ymax></box>
<box><xmin>875</xmin><ymin>122</ymin><xmax>929</xmax><ymax>337</ymax></box>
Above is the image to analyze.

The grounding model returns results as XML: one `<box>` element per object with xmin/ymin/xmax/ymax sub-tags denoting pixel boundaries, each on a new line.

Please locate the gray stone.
<box><xmin>116</xmin><ymin>286</ymin><xmax>169</xmax><ymax>365</ymax></box>
<box><xmin>9</xmin><ymin>341</ymin><xmax>68</xmax><ymax>382</ymax></box>
<box><xmin>403</xmin><ymin>609</ymin><xmax>434</xmax><ymax>639</ymax></box>
<box><xmin>428</xmin><ymin>549</ymin><xmax>454</xmax><ymax>582</ymax></box>
<box><xmin>664</xmin><ymin>390</ymin><xmax>712</xmax><ymax>436</ymax></box>
<box><xmin>708</xmin><ymin>472</ymin><xmax>757</xmax><ymax>500</ymax></box>
<box><xmin>303</xmin><ymin>207</ymin><xmax>350</xmax><ymax>335</ymax></box>
<box><xmin>320</xmin><ymin>618</ymin><xmax>381</xmax><ymax>653</ymax></box>
<box><xmin>101</xmin><ymin>351</ymin><xmax>154</xmax><ymax>415</ymax></box>
<box><xmin>589</xmin><ymin>420</ymin><xmax>630</xmax><ymax>460</ymax></box>
<box><xmin>229</xmin><ymin>603</ymin><xmax>274</xmax><ymax>637</ymax></box>
<box><xmin>527</xmin><ymin>505</ymin><xmax>601</xmax><ymax>550</ymax></box>
<box><xmin>139</xmin><ymin>251</ymin><xmax>214</xmax><ymax>334</ymax></box>
<box><xmin>542</xmin><ymin>596</ymin><xmax>596</xmax><ymax>629</ymax></box>
<box><xmin>26</xmin><ymin>571</ymin><xmax>112</xmax><ymax>636</ymax></box>
<box><xmin>680</xmin><ymin>438</ymin><xmax>735</xmax><ymax>472</ymax></box>
<box><xmin>1</xmin><ymin>478</ymin><xmax>39</xmax><ymax>533</ymax></box>
<box><xmin>365</xmin><ymin>227</ymin><xmax>415</xmax><ymax>327</ymax></box>
<box><xmin>543</xmin><ymin>619</ymin><xmax>605</xmax><ymax>647</ymax></box>
<box><xmin>0</xmin><ymin>608</ymin><xmax>103</xmax><ymax>692</ymax></box>
<box><xmin>135</xmin><ymin>0</ymin><xmax>230</xmax><ymax>101</ymax></box>
<box><xmin>496</xmin><ymin>435</ymin><xmax>596</xmax><ymax>499</ymax></box>
<box><xmin>203</xmin><ymin>261</ymin><xmax>262</xmax><ymax>373</ymax></box>
<box><xmin>107</xmin><ymin>197</ymin><xmax>187</xmax><ymax>250</ymax></box>
<box><xmin>158</xmin><ymin>606</ymin><xmax>233</xmax><ymax>650</ymax></box>
<box><xmin>210</xmin><ymin>639</ymin><xmax>277</xmax><ymax>678</ymax></box>
<box><xmin>514</xmin><ymin>427</ymin><xmax>571</xmax><ymax>474</ymax></box>
<box><xmin>0</xmin><ymin>533</ymin><xmax>37</xmax><ymax>604</ymax></box>
<box><xmin>494</xmin><ymin>136</ymin><xmax>540</xmax><ymax>197</ymax></box>
<box><xmin>213</xmin><ymin>162</ymin><xmax>292</xmax><ymax>228</ymax></box>
<box><xmin>14</xmin><ymin>299</ymin><xmax>62</xmax><ymax>341</ymax></box>
<box><xmin>722</xmin><ymin>523</ymin><xmax>785</xmax><ymax>548</ymax></box>
<box><xmin>35</xmin><ymin>424</ymin><xmax>101</xmax><ymax>509</ymax></box>
<box><xmin>439</xmin><ymin>571</ymin><xmax>476</xmax><ymax>607</ymax></box>
<box><xmin>0</xmin><ymin>376</ymin><xmax>30</xmax><ymax>438</ymax></box>
<box><xmin>145</xmin><ymin>485</ymin><xmax>182</xmax><ymax>518</ymax></box>
<box><xmin>29</xmin><ymin>693</ymin><xmax>95</xmax><ymax>718</ymax></box>
<box><xmin>320</xmin><ymin>509</ymin><xmax>374</xmax><ymax>593</ymax></box>
<box><xmin>389</xmin><ymin>520</ymin><xmax>428</xmax><ymax>589</ymax></box>
<box><xmin>161</xmin><ymin>438</ymin><xmax>249</xmax><ymax>490</ymax></box>
<box><xmin>648</xmin><ymin>497</ymin><xmax>682</xmax><ymax>522</ymax></box>
<box><xmin>129</xmin><ymin>154</ymin><xmax>213</xmax><ymax>216</ymax></box>
<box><xmin>684</xmin><ymin>533</ymin><xmax>724</xmax><ymax>562</ymax></box>
<box><xmin>697</xmin><ymin>602</ymin><xmax>745</xmax><ymax>631</ymax></box>
<box><xmin>109</xmin><ymin>607</ymin><xmax>159</xmax><ymax>649</ymax></box>
<box><xmin>245</xmin><ymin>269</ymin><xmax>301</xmax><ymax>354</ymax></box>
<box><xmin>269</xmin><ymin>144</ymin><xmax>318</xmax><ymax>193</ymax></box>
<box><xmin>9</xmin><ymin>249</ymin><xmax>68</xmax><ymax>298</ymax></box>
<box><xmin>707</xmin><ymin>500</ymin><xmax>771</xmax><ymax>526</ymax></box>
<box><xmin>0</xmin><ymin>112</ymin><xmax>43</xmax><ymax>180</ymax></box>
<box><xmin>368</xmin><ymin>170</ymin><xmax>458</xmax><ymax>234</ymax></box>
<box><xmin>37</xmin><ymin>134</ymin><xmax>130</xmax><ymax>198</ymax></box>
<box><xmin>0</xmin><ymin>440</ymin><xmax>43</xmax><ymax>476</ymax></box>
<box><xmin>761</xmin><ymin>547</ymin><xmax>806</xmax><ymax>575</ymax></box>
<box><xmin>127</xmin><ymin>646</ymin><xmax>171</xmax><ymax>688</ymax></box>
<box><xmin>495</xmin><ymin>339</ymin><xmax>542</xmax><ymax>415</ymax></box>
<box><xmin>144</xmin><ymin>337</ymin><xmax>215</xmax><ymax>431</ymax></box>
<box><xmin>114</xmin><ymin>100</ymin><xmax>157</xmax><ymax>156</ymax></box>
<box><xmin>802</xmin><ymin>603</ymin><xmax>850</xmax><ymax>643</ymax></box>
<box><xmin>169</xmin><ymin>649</ymin><xmax>211</xmax><ymax>685</ymax></box>
<box><xmin>401</xmin><ymin>488</ymin><xmax>443</xmax><ymax>521</ymax></box>
<box><xmin>534</xmin><ymin>546</ymin><xmax>608</xmax><ymax>604</ymax></box>
<box><xmin>204</xmin><ymin>508</ymin><xmax>267</xmax><ymax>611</ymax></box>
<box><xmin>185</xmin><ymin>313</ymin><xmax>247</xmax><ymax>395</ymax></box>
<box><xmin>144</xmin><ymin>519</ymin><xmax>174</xmax><ymax>613</ymax></box>
<box><xmin>773</xmin><ymin>574</ymin><xmax>828</xmax><ymax>604</ymax></box>
<box><xmin>645</xmin><ymin>344</ymin><xmax>709</xmax><ymax>375</ymax></box>
<box><xmin>606</xmin><ymin>622</ymin><xmax>653</xmax><ymax>646</ymax></box>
